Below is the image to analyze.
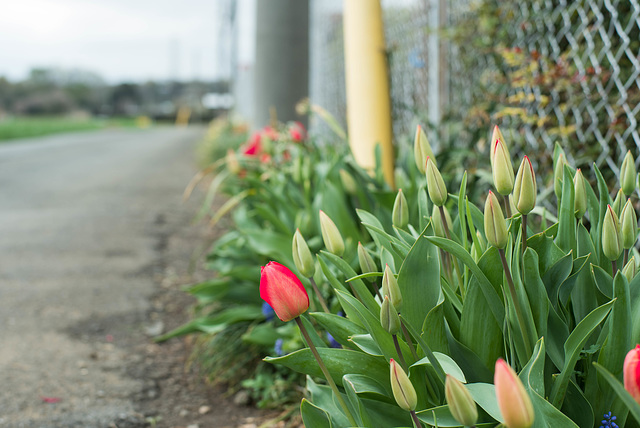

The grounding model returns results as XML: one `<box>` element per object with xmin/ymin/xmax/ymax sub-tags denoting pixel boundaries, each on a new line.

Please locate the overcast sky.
<box><xmin>0</xmin><ymin>0</ymin><xmax>231</xmax><ymax>83</ymax></box>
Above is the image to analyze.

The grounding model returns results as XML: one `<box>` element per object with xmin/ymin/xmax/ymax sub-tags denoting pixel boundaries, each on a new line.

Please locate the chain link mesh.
<box><xmin>310</xmin><ymin>0</ymin><xmax>640</xmax><ymax>172</ymax></box>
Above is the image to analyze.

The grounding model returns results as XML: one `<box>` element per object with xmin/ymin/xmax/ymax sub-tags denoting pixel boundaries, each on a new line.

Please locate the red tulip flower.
<box><xmin>289</xmin><ymin>121</ymin><xmax>306</xmax><ymax>143</ymax></box>
<box><xmin>260</xmin><ymin>262</ymin><xmax>309</xmax><ymax>322</ymax></box>
<box><xmin>242</xmin><ymin>132</ymin><xmax>262</xmax><ymax>156</ymax></box>
<box><xmin>625</xmin><ymin>345</ymin><xmax>640</xmax><ymax>404</ymax></box>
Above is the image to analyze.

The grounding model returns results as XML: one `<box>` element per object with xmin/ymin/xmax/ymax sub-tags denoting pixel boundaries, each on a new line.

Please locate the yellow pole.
<box><xmin>343</xmin><ymin>0</ymin><xmax>394</xmax><ymax>188</ymax></box>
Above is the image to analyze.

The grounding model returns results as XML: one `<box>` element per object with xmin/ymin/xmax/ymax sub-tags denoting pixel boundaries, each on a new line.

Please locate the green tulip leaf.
<box><xmin>265</xmin><ymin>347</ymin><xmax>388</xmax><ymax>388</ymax></box>
<box><xmin>397</xmin><ymin>224</ymin><xmax>441</xmax><ymax>332</ymax></box>
<box><xmin>335</xmin><ymin>289</ymin><xmax>412</xmax><ymax>363</ymax></box>
<box><xmin>350</xmin><ymin>334</ymin><xmax>383</xmax><ymax>356</ymax></box>
<box><xmin>594</xmin><ymin>362</ymin><xmax>640</xmax><ymax>425</ymax></box>
<box><xmin>307</xmin><ymin>377</ymin><xmax>351</xmax><ymax>428</ymax></box>
<box><xmin>320</xmin><ymin>251</ymin><xmax>380</xmax><ymax>315</ymax></box>
<box><xmin>556</xmin><ymin>166</ymin><xmax>576</xmax><ymax>254</ymax></box>
<box><xmin>342</xmin><ymin>374</ymin><xmax>393</xmax><ymax>402</ymax></box>
<box><xmin>598</xmin><ymin>272</ymin><xmax>631</xmax><ymax>378</ymax></box>
<box><xmin>301</xmin><ymin>398</ymin><xmax>333</xmax><ymax>428</ymax></box>
<box><xmin>466</xmin><ymin>383</ymin><xmax>503</xmax><ymax>423</ymax></box>
<box><xmin>412</xmin><ymin>352</ymin><xmax>466</xmax><ymax>382</ymax></box>
<box><xmin>343</xmin><ymin>375</ymin><xmax>371</xmax><ymax>427</ymax></box>
<box><xmin>310</xmin><ymin>312</ymin><xmax>367</xmax><ymax>349</ymax></box>
<box><xmin>549</xmin><ymin>299</ymin><xmax>615</xmax><ymax>407</ymax></box>
<box><xmin>427</xmin><ymin>236</ymin><xmax>505</xmax><ymax>331</ymax></box>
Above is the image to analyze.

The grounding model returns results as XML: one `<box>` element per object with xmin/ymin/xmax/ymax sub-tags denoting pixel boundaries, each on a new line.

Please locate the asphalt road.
<box><xmin>0</xmin><ymin>126</ymin><xmax>206</xmax><ymax>427</ymax></box>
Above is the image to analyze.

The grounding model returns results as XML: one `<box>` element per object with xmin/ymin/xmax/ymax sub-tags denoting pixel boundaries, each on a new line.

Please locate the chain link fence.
<box><xmin>310</xmin><ymin>0</ymin><xmax>640</xmax><ymax>174</ymax></box>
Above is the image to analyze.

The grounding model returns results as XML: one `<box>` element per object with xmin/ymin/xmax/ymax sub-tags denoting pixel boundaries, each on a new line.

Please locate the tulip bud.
<box><xmin>624</xmin><ymin>345</ymin><xmax>640</xmax><ymax>405</ymax></box>
<box><xmin>358</xmin><ymin>242</ymin><xmax>377</xmax><ymax>276</ymax></box>
<box><xmin>613</xmin><ymin>189</ymin><xmax>625</xmax><ymax>217</ymax></box>
<box><xmin>491</xmin><ymin>139</ymin><xmax>515</xmax><ymax>195</ymax></box>
<box><xmin>426</xmin><ymin>157</ymin><xmax>447</xmax><ymax>206</ymax></box>
<box><xmin>319</xmin><ymin>210</ymin><xmax>345</xmax><ymax>257</ymax></box>
<box><xmin>260</xmin><ymin>262</ymin><xmax>309</xmax><ymax>322</ymax></box>
<box><xmin>339</xmin><ymin>168</ymin><xmax>358</xmax><ymax>195</ymax></box>
<box><xmin>414</xmin><ymin>125</ymin><xmax>436</xmax><ymax>173</ymax></box>
<box><xmin>621</xmin><ymin>151</ymin><xmax>637</xmax><ymax>196</ymax></box>
<box><xmin>490</xmin><ymin>125</ymin><xmax>506</xmax><ymax>168</ymax></box>
<box><xmin>602</xmin><ymin>205</ymin><xmax>623</xmax><ymax>261</ymax></box>
<box><xmin>292</xmin><ymin>229</ymin><xmax>315</xmax><ymax>278</ymax></box>
<box><xmin>494</xmin><ymin>359</ymin><xmax>534</xmax><ymax>428</ymax></box>
<box><xmin>554</xmin><ymin>153</ymin><xmax>568</xmax><ymax>201</ymax></box>
<box><xmin>484</xmin><ymin>191</ymin><xmax>508</xmax><ymax>249</ymax></box>
<box><xmin>382</xmin><ymin>264</ymin><xmax>402</xmax><ymax>310</ymax></box>
<box><xmin>621</xmin><ymin>199</ymin><xmax>638</xmax><ymax>249</ymax></box>
<box><xmin>432</xmin><ymin>205</ymin><xmax>452</xmax><ymax>238</ymax></box>
<box><xmin>574</xmin><ymin>169</ymin><xmax>588</xmax><ymax>219</ymax></box>
<box><xmin>392</xmin><ymin>189</ymin><xmax>409</xmax><ymax>229</ymax></box>
<box><xmin>513</xmin><ymin>156</ymin><xmax>536</xmax><ymax>215</ymax></box>
<box><xmin>225</xmin><ymin>149</ymin><xmax>241</xmax><ymax>174</ymax></box>
<box><xmin>623</xmin><ymin>256</ymin><xmax>636</xmax><ymax>282</ymax></box>
<box><xmin>390</xmin><ymin>358</ymin><xmax>417</xmax><ymax>412</ymax></box>
<box><xmin>381</xmin><ymin>296</ymin><xmax>401</xmax><ymax>335</ymax></box>
<box><xmin>445</xmin><ymin>375</ymin><xmax>478</xmax><ymax>427</ymax></box>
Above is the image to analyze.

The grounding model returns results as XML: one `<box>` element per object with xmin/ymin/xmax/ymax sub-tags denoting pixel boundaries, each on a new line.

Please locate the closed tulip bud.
<box><xmin>624</xmin><ymin>345</ymin><xmax>640</xmax><ymax>404</ymax></box>
<box><xmin>414</xmin><ymin>125</ymin><xmax>436</xmax><ymax>173</ymax></box>
<box><xmin>292</xmin><ymin>229</ymin><xmax>315</xmax><ymax>278</ymax></box>
<box><xmin>445</xmin><ymin>375</ymin><xmax>478</xmax><ymax>427</ymax></box>
<box><xmin>260</xmin><ymin>262</ymin><xmax>309</xmax><ymax>322</ymax></box>
<box><xmin>382</xmin><ymin>264</ymin><xmax>402</xmax><ymax>310</ymax></box>
<box><xmin>490</xmin><ymin>125</ymin><xmax>506</xmax><ymax>168</ymax></box>
<box><xmin>603</xmin><ymin>205</ymin><xmax>623</xmax><ymax>261</ymax></box>
<box><xmin>621</xmin><ymin>151</ymin><xmax>637</xmax><ymax>196</ymax></box>
<box><xmin>432</xmin><ymin>205</ymin><xmax>452</xmax><ymax>238</ymax></box>
<box><xmin>554</xmin><ymin>153</ymin><xmax>568</xmax><ymax>201</ymax></box>
<box><xmin>513</xmin><ymin>156</ymin><xmax>537</xmax><ymax>214</ymax></box>
<box><xmin>357</xmin><ymin>242</ymin><xmax>377</xmax><ymax>276</ymax></box>
<box><xmin>484</xmin><ymin>191</ymin><xmax>508</xmax><ymax>249</ymax></box>
<box><xmin>613</xmin><ymin>189</ymin><xmax>625</xmax><ymax>217</ymax></box>
<box><xmin>339</xmin><ymin>168</ymin><xmax>358</xmax><ymax>195</ymax></box>
<box><xmin>623</xmin><ymin>256</ymin><xmax>636</xmax><ymax>282</ymax></box>
<box><xmin>390</xmin><ymin>358</ymin><xmax>417</xmax><ymax>412</ymax></box>
<box><xmin>574</xmin><ymin>169</ymin><xmax>588</xmax><ymax>219</ymax></box>
<box><xmin>426</xmin><ymin>157</ymin><xmax>447</xmax><ymax>206</ymax></box>
<box><xmin>621</xmin><ymin>199</ymin><xmax>638</xmax><ymax>249</ymax></box>
<box><xmin>494</xmin><ymin>359</ymin><xmax>534</xmax><ymax>428</ymax></box>
<box><xmin>319</xmin><ymin>210</ymin><xmax>345</xmax><ymax>257</ymax></box>
<box><xmin>381</xmin><ymin>296</ymin><xmax>401</xmax><ymax>335</ymax></box>
<box><xmin>393</xmin><ymin>189</ymin><xmax>409</xmax><ymax>229</ymax></box>
<box><xmin>492</xmin><ymin>139</ymin><xmax>515</xmax><ymax>195</ymax></box>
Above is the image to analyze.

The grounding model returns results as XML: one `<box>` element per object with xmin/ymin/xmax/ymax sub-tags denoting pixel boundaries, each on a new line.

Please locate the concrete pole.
<box><xmin>343</xmin><ymin>0</ymin><xmax>394</xmax><ymax>188</ymax></box>
<box><xmin>253</xmin><ymin>0</ymin><xmax>309</xmax><ymax>130</ymax></box>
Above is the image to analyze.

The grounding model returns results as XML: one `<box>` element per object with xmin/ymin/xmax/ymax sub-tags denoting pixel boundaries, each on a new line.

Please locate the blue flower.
<box><xmin>327</xmin><ymin>332</ymin><xmax>341</xmax><ymax>348</ymax></box>
<box><xmin>262</xmin><ymin>302</ymin><xmax>275</xmax><ymax>321</ymax></box>
<box><xmin>274</xmin><ymin>338</ymin><xmax>284</xmax><ymax>356</ymax></box>
<box><xmin>600</xmin><ymin>412</ymin><xmax>618</xmax><ymax>428</ymax></box>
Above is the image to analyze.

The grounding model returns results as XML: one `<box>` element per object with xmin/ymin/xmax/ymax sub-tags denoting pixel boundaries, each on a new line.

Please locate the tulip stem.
<box><xmin>522</xmin><ymin>214</ymin><xmax>528</xmax><ymax>253</ymax></box>
<box><xmin>410</xmin><ymin>410</ymin><xmax>423</xmax><ymax>428</ymax></box>
<box><xmin>504</xmin><ymin>195</ymin><xmax>513</xmax><ymax>218</ymax></box>
<box><xmin>624</xmin><ymin>249</ymin><xmax>629</xmax><ymax>267</ymax></box>
<box><xmin>400</xmin><ymin>320</ymin><xmax>419</xmax><ymax>361</ymax></box>
<box><xmin>439</xmin><ymin>206</ymin><xmax>466</xmax><ymax>298</ymax></box>
<box><xmin>612</xmin><ymin>260</ymin><xmax>618</xmax><ymax>274</ymax></box>
<box><xmin>372</xmin><ymin>280</ymin><xmax>383</xmax><ymax>302</ymax></box>
<box><xmin>294</xmin><ymin>317</ymin><xmax>357</xmax><ymax>426</ymax></box>
<box><xmin>498</xmin><ymin>249</ymin><xmax>533</xmax><ymax>358</ymax></box>
<box><xmin>393</xmin><ymin>334</ymin><xmax>408</xmax><ymax>371</ymax></box>
<box><xmin>309</xmin><ymin>277</ymin><xmax>330</xmax><ymax>313</ymax></box>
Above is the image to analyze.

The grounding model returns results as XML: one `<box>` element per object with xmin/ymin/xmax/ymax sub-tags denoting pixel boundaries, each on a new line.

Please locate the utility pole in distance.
<box><xmin>253</xmin><ymin>0</ymin><xmax>309</xmax><ymax>130</ymax></box>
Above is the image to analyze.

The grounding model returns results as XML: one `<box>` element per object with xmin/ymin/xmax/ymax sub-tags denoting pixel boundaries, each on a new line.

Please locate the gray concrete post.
<box><xmin>253</xmin><ymin>0</ymin><xmax>309</xmax><ymax>130</ymax></box>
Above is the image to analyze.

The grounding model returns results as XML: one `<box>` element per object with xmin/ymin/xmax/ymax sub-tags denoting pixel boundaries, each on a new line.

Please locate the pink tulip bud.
<box><xmin>624</xmin><ymin>345</ymin><xmax>640</xmax><ymax>404</ymax></box>
<box><xmin>260</xmin><ymin>262</ymin><xmax>309</xmax><ymax>322</ymax></box>
<box><xmin>494</xmin><ymin>359</ymin><xmax>534</xmax><ymax>428</ymax></box>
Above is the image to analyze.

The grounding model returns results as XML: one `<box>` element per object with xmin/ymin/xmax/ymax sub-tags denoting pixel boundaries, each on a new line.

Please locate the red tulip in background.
<box><xmin>242</xmin><ymin>132</ymin><xmax>262</xmax><ymax>156</ymax></box>
<box><xmin>289</xmin><ymin>121</ymin><xmax>306</xmax><ymax>142</ymax></box>
<box><xmin>260</xmin><ymin>262</ymin><xmax>309</xmax><ymax>322</ymax></box>
<box><xmin>625</xmin><ymin>344</ymin><xmax>640</xmax><ymax>404</ymax></box>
